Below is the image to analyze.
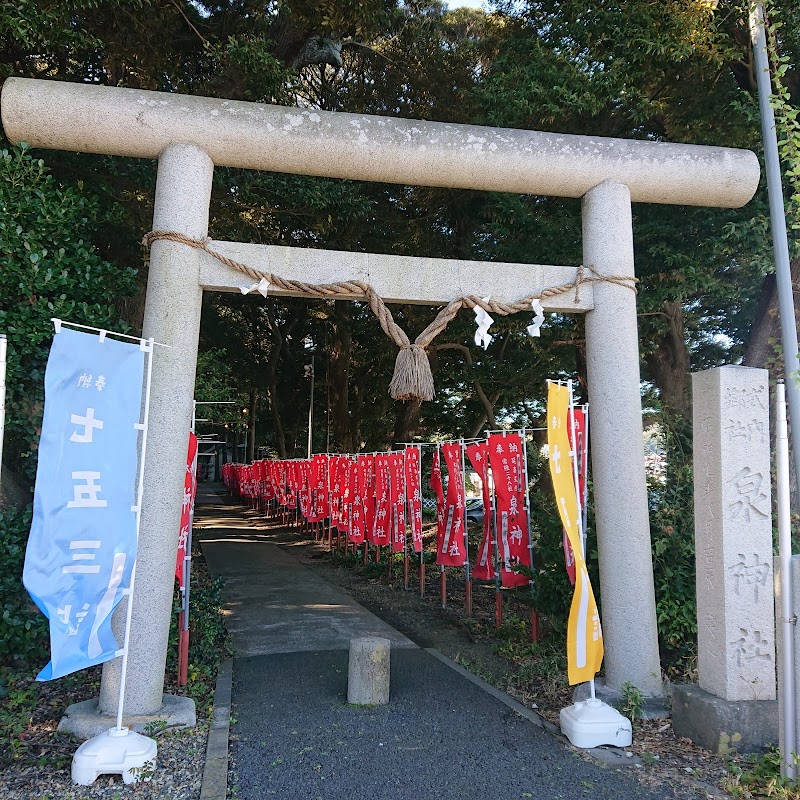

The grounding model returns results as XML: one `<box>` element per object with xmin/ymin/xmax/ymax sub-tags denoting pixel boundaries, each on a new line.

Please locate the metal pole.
<box><xmin>460</xmin><ymin>440</ymin><xmax>472</xmax><ymax>616</ymax></box>
<box><xmin>178</xmin><ymin>401</ymin><xmax>196</xmax><ymax>686</ymax></box>
<box><xmin>567</xmin><ymin>380</ymin><xmax>595</xmax><ymax>700</ymax></box>
<box><xmin>520</xmin><ymin>429</ymin><xmax>538</xmax><ymax>642</ymax></box>
<box><xmin>776</xmin><ymin>381</ymin><xmax>797</xmax><ymax>779</ymax></box>
<box><xmin>115</xmin><ymin>338</ymin><xmax>155</xmax><ymax>731</ymax></box>
<box><xmin>580</xmin><ymin>405</ymin><xmax>589</xmax><ymax>552</ymax></box>
<box><xmin>418</xmin><ymin>446</ymin><xmax>425</xmax><ymax>596</ymax></box>
<box><xmin>179</xmin><ymin>441</ymin><xmax>199</xmax><ymax>687</ymax></box>
<box><xmin>325</xmin><ymin>356</ymin><xmax>331</xmax><ymax>454</ymax></box>
<box><xmin>491</xmin><ymin>458</ymin><xmax>502</xmax><ymax>629</ymax></box>
<box><xmin>0</xmin><ymin>334</ymin><xmax>6</xmax><ymax>495</ymax></box>
<box><xmin>307</xmin><ymin>354</ymin><xmax>314</xmax><ymax>459</ymax></box>
<box><xmin>402</xmin><ymin>450</ymin><xmax>409</xmax><ymax>590</ymax></box>
<box><xmin>750</xmin><ymin>3</ymin><xmax>800</xmax><ymax>500</ymax></box>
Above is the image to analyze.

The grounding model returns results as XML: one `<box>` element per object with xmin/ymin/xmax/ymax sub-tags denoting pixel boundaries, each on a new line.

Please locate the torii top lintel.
<box><xmin>1</xmin><ymin>78</ymin><xmax>758</xmax><ymax>209</ymax></box>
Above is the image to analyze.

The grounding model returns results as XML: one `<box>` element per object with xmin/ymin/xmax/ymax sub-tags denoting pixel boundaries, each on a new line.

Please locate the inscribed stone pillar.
<box><xmin>693</xmin><ymin>366</ymin><xmax>776</xmax><ymax>701</ymax></box>
<box><xmin>98</xmin><ymin>144</ymin><xmax>214</xmax><ymax>716</ymax></box>
<box><xmin>582</xmin><ymin>180</ymin><xmax>662</xmax><ymax>696</ymax></box>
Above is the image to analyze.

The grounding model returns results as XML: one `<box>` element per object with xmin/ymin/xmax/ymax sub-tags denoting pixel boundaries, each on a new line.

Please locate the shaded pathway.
<box><xmin>195</xmin><ymin>484</ymin><xmax>414</xmax><ymax>655</ymax></box>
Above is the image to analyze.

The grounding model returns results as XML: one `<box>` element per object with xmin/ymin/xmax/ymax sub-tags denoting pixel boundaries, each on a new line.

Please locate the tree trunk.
<box><xmin>433</xmin><ymin>342</ymin><xmax>499</xmax><ymax>434</ymax></box>
<box><xmin>233</xmin><ymin>425</ymin><xmax>240</xmax><ymax>462</ymax></box>
<box><xmin>351</xmin><ymin>376</ymin><xmax>364</xmax><ymax>453</ymax></box>
<box><xmin>266</xmin><ymin>381</ymin><xmax>286</xmax><ymax>458</ymax></box>
<box><xmin>247</xmin><ymin>388</ymin><xmax>257</xmax><ymax>463</ymax></box>
<box><xmin>263</xmin><ymin>301</ymin><xmax>292</xmax><ymax>459</ymax></box>
<box><xmin>468</xmin><ymin>392</ymin><xmax>502</xmax><ymax>438</ymax></box>
<box><xmin>644</xmin><ymin>300</ymin><xmax>691</xmax><ymax>418</ymax></box>
<box><xmin>744</xmin><ymin>258</ymin><xmax>800</xmax><ymax>372</ymax></box>
<box><xmin>329</xmin><ymin>301</ymin><xmax>352</xmax><ymax>451</ymax></box>
<box><xmin>744</xmin><ymin>258</ymin><xmax>800</xmax><ymax>504</ymax></box>
<box><xmin>392</xmin><ymin>398</ymin><xmax>422</xmax><ymax>446</ymax></box>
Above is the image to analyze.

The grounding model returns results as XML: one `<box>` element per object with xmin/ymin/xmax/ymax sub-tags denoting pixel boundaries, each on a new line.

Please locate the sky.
<box><xmin>444</xmin><ymin>0</ymin><xmax>486</xmax><ymax>8</ymax></box>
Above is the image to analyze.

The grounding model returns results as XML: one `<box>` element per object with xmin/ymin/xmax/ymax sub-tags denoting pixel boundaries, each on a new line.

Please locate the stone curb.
<box><xmin>424</xmin><ymin>648</ymin><xmax>641</xmax><ymax>767</ymax></box>
<box><xmin>423</xmin><ymin>648</ymin><xmax>561</xmax><ymax>736</ymax></box>
<box><xmin>199</xmin><ymin>658</ymin><xmax>233</xmax><ymax>800</ymax></box>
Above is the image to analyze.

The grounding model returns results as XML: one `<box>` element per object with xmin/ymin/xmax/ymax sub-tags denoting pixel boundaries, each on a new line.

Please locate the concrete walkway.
<box><xmin>195</xmin><ymin>484</ymin><xmax>413</xmax><ymax>656</ymax></box>
<box><xmin>195</xmin><ymin>485</ymin><xmax>696</xmax><ymax>800</ymax></box>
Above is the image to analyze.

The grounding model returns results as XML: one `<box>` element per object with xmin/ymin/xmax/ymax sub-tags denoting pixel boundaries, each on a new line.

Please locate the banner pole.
<box><xmin>484</xmin><ymin>429</ymin><xmax>501</xmax><ymax>624</ymax></box>
<box><xmin>460</xmin><ymin>440</ymin><xmax>472</xmax><ymax>617</ymax></box>
<box><xmin>179</xmin><ymin>443</ymin><xmax>199</xmax><ymax>687</ymax></box>
<box><xmin>177</xmin><ymin>413</ymin><xmax>194</xmax><ymax>687</ymax></box>
<box><xmin>521</xmin><ymin>430</ymin><xmax>538</xmax><ymax>642</ymax></box>
<box><xmin>567</xmin><ymin>380</ymin><xmax>593</xmax><ymax>699</ymax></box>
<box><xmin>491</xmin><ymin>463</ymin><xmax>502</xmax><ymax>629</ymax></box>
<box><xmin>115</xmin><ymin>337</ymin><xmax>155</xmax><ymax>732</ymax></box>
<box><xmin>418</xmin><ymin>446</ymin><xmax>425</xmax><ymax>597</ymax></box>
<box><xmin>435</xmin><ymin>443</ymin><xmax>446</xmax><ymax>609</ymax></box>
<box><xmin>402</xmin><ymin>450</ymin><xmax>409</xmax><ymax>591</ymax></box>
<box><xmin>776</xmin><ymin>382</ymin><xmax>797</xmax><ymax>779</ymax></box>
<box><xmin>580</xmin><ymin>406</ymin><xmax>589</xmax><ymax>545</ymax></box>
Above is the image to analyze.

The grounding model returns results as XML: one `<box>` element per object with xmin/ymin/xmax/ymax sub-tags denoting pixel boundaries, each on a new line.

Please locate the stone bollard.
<box><xmin>347</xmin><ymin>637</ymin><xmax>390</xmax><ymax>706</ymax></box>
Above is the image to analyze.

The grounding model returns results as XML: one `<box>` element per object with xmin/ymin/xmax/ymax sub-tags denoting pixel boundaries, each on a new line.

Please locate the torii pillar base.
<box><xmin>59</xmin><ymin>694</ymin><xmax>196</xmax><ymax>741</ymax></box>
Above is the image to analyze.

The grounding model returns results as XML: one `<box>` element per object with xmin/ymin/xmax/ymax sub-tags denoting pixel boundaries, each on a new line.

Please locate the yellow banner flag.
<box><xmin>547</xmin><ymin>382</ymin><xmax>603</xmax><ymax>685</ymax></box>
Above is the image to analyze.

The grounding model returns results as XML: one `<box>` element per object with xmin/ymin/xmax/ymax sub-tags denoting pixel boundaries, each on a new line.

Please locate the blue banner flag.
<box><xmin>23</xmin><ymin>327</ymin><xmax>146</xmax><ymax>680</ymax></box>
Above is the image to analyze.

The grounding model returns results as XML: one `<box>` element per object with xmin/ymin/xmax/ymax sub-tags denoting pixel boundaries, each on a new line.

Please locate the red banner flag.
<box><xmin>283</xmin><ymin>462</ymin><xmax>295</xmax><ymax>509</ymax></box>
<box><xmin>404</xmin><ymin>447</ymin><xmax>423</xmax><ymax>553</ymax></box>
<box><xmin>175</xmin><ymin>432</ymin><xmax>198</xmax><ymax>588</ymax></box>
<box><xmin>299</xmin><ymin>461</ymin><xmax>313</xmax><ymax>519</ymax></box>
<box><xmin>466</xmin><ymin>441</ymin><xmax>494</xmax><ymax>580</ymax></box>
<box><xmin>372</xmin><ymin>454</ymin><xmax>391</xmax><ymax>545</ymax></box>
<box><xmin>438</xmin><ymin>442</ymin><xmax>466</xmax><ymax>567</ymax></box>
<box><xmin>329</xmin><ymin>456</ymin><xmax>344</xmax><ymax>528</ymax></box>
<box><xmin>388</xmin><ymin>453</ymin><xmax>406</xmax><ymax>553</ymax></box>
<box><xmin>487</xmin><ymin>433</ymin><xmax>531</xmax><ymax>587</ymax></box>
<box><xmin>357</xmin><ymin>455</ymin><xmax>376</xmax><ymax>544</ymax></box>
<box><xmin>262</xmin><ymin>460</ymin><xmax>275</xmax><ymax>502</ymax></box>
<box><xmin>309</xmin><ymin>454</ymin><xmax>329</xmax><ymax>522</ymax></box>
<box><xmin>338</xmin><ymin>458</ymin><xmax>354</xmax><ymax>534</ymax></box>
<box><xmin>351</xmin><ymin>455</ymin><xmax>369</xmax><ymax>543</ymax></box>
<box><xmin>430</xmin><ymin>446</ymin><xmax>445</xmax><ymax>555</ymax></box>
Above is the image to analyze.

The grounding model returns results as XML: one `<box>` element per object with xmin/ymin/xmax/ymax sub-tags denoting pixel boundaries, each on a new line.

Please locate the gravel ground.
<box><xmin>0</xmin><ymin>724</ymin><xmax>209</xmax><ymax>800</ymax></box>
<box><xmin>0</xmin><ymin>539</ymin><xmax>222</xmax><ymax>800</ymax></box>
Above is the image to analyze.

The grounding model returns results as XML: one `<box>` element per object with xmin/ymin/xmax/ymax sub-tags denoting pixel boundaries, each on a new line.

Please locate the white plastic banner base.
<box><xmin>559</xmin><ymin>698</ymin><xmax>633</xmax><ymax>749</ymax></box>
<box><xmin>71</xmin><ymin>727</ymin><xmax>157</xmax><ymax>785</ymax></box>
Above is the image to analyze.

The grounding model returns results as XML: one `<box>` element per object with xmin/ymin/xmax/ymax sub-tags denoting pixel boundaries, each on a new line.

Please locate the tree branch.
<box><xmin>434</xmin><ymin>342</ymin><xmax>498</xmax><ymax>429</ymax></box>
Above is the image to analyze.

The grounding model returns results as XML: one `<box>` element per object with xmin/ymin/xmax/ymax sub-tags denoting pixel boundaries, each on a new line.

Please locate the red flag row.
<box><xmin>222</xmin><ymin>447</ymin><xmax>424</xmax><ymax>555</ymax></box>
<box><xmin>222</xmin><ymin>430</ymin><xmax>551</xmax><ymax>588</ymax></box>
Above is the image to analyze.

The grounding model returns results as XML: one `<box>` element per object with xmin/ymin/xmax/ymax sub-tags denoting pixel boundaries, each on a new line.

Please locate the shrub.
<box><xmin>0</xmin><ymin>143</ymin><xmax>137</xmax><ymax>482</ymax></box>
<box><xmin>648</xmin><ymin>414</ymin><xmax>698</xmax><ymax>674</ymax></box>
<box><xmin>0</xmin><ymin>504</ymin><xmax>47</xmax><ymax>670</ymax></box>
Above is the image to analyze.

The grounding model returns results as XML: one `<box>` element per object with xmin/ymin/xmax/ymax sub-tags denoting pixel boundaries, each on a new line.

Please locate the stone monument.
<box><xmin>673</xmin><ymin>366</ymin><xmax>777</xmax><ymax>752</ymax></box>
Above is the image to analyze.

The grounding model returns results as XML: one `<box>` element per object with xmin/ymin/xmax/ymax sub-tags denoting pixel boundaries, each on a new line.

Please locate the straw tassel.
<box><xmin>389</xmin><ymin>344</ymin><xmax>435</xmax><ymax>402</ymax></box>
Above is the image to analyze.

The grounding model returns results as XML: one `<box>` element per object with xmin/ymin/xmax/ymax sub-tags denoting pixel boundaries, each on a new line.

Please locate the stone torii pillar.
<box><xmin>0</xmin><ymin>79</ymin><xmax>759</xmax><ymax>726</ymax></box>
<box><xmin>583</xmin><ymin>181</ymin><xmax>662</xmax><ymax>696</ymax></box>
<box><xmin>96</xmin><ymin>144</ymin><xmax>214</xmax><ymax>723</ymax></box>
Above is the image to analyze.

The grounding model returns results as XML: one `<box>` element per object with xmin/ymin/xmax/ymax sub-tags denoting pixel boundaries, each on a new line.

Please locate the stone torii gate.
<box><xmin>1</xmin><ymin>78</ymin><xmax>759</xmax><ymax>728</ymax></box>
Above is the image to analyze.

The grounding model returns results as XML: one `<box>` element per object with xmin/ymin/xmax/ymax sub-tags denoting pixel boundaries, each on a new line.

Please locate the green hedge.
<box><xmin>0</xmin><ymin>504</ymin><xmax>47</xmax><ymax>670</ymax></box>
